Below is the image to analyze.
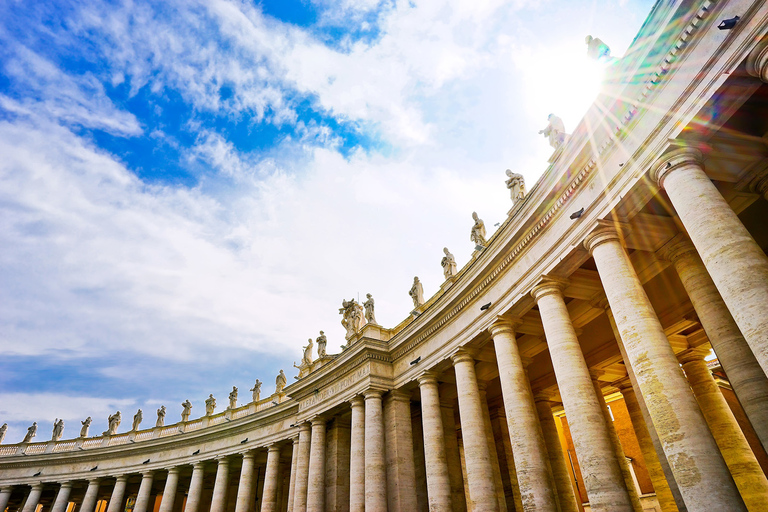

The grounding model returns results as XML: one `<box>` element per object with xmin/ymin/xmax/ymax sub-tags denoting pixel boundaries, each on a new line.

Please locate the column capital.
<box><xmin>114</xmin><ymin>475</ymin><xmax>129</xmax><ymax>483</ymax></box>
<box><xmin>489</xmin><ymin>316</ymin><xmax>521</xmax><ymax>338</ymax></box>
<box><xmin>267</xmin><ymin>443</ymin><xmax>281</xmax><ymax>454</ymax></box>
<box><xmin>29</xmin><ymin>483</ymin><xmax>44</xmax><ymax>490</ymax></box>
<box><xmin>532</xmin><ymin>389</ymin><xmax>556</xmax><ymax>402</ymax></box>
<box><xmin>240</xmin><ymin>450</ymin><xmax>255</xmax><ymax>459</ymax></box>
<box><xmin>298</xmin><ymin>422</ymin><xmax>312</xmax><ymax>433</ymax></box>
<box><xmin>612</xmin><ymin>376</ymin><xmax>633</xmax><ymax>392</ymax></box>
<box><xmin>583</xmin><ymin>219</ymin><xmax>629</xmax><ymax>255</ymax></box>
<box><xmin>650</xmin><ymin>146</ymin><xmax>704</xmax><ymax>187</ymax></box>
<box><xmin>450</xmin><ymin>347</ymin><xmax>477</xmax><ymax>366</ymax></box>
<box><xmin>677</xmin><ymin>348</ymin><xmax>708</xmax><ymax>365</ymax></box>
<box><xmin>166</xmin><ymin>467</ymin><xmax>180</xmax><ymax>475</ymax></box>
<box><xmin>363</xmin><ymin>388</ymin><xmax>385</xmax><ymax>400</ymax></box>
<box><xmin>87</xmin><ymin>478</ymin><xmax>102</xmax><ymax>485</ymax></box>
<box><xmin>588</xmin><ymin>369</ymin><xmax>606</xmax><ymax>381</ymax></box>
<box><xmin>291</xmin><ymin>435</ymin><xmax>300</xmax><ymax>445</ymax></box>
<box><xmin>309</xmin><ymin>416</ymin><xmax>326</xmax><ymax>427</ymax></box>
<box><xmin>530</xmin><ymin>276</ymin><xmax>569</xmax><ymax>304</ymax></box>
<box><xmin>349</xmin><ymin>394</ymin><xmax>365</xmax><ymax>409</ymax></box>
<box><xmin>657</xmin><ymin>233</ymin><xmax>696</xmax><ymax>263</ymax></box>
<box><xmin>746</xmin><ymin>35</ymin><xmax>768</xmax><ymax>83</ymax></box>
<box><xmin>192</xmin><ymin>461</ymin><xmax>205</xmax><ymax>470</ymax></box>
<box><xmin>58</xmin><ymin>482</ymin><xmax>74</xmax><ymax>489</ymax></box>
<box><xmin>476</xmin><ymin>380</ymin><xmax>488</xmax><ymax>393</ymax></box>
<box><xmin>417</xmin><ymin>370</ymin><xmax>439</xmax><ymax>387</ymax></box>
<box><xmin>386</xmin><ymin>389</ymin><xmax>412</xmax><ymax>403</ymax></box>
<box><xmin>141</xmin><ymin>471</ymin><xmax>155</xmax><ymax>478</ymax></box>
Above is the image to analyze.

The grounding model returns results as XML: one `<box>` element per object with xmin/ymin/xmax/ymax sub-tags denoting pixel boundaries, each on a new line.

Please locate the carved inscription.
<box><xmin>299</xmin><ymin>365</ymin><xmax>370</xmax><ymax>411</ymax></box>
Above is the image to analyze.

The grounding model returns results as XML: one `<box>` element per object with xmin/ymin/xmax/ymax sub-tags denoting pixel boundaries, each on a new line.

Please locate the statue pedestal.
<box><xmin>547</xmin><ymin>136</ymin><xmax>569</xmax><ymax>164</ymax></box>
<box><xmin>15</xmin><ymin>443</ymin><xmax>28</xmax><ymax>455</ymax></box>
<box><xmin>100</xmin><ymin>435</ymin><xmax>111</xmax><ymax>447</ymax></box>
<box><xmin>224</xmin><ymin>409</ymin><xmax>233</xmax><ymax>421</ymax></box>
<box><xmin>152</xmin><ymin>427</ymin><xmax>162</xmax><ymax>439</ymax></box>
<box><xmin>440</xmin><ymin>277</ymin><xmax>456</xmax><ymax>292</ymax></box>
<box><xmin>75</xmin><ymin>437</ymin><xmax>85</xmax><ymax>449</ymax></box>
<box><xmin>45</xmin><ymin>440</ymin><xmax>56</xmax><ymax>453</ymax></box>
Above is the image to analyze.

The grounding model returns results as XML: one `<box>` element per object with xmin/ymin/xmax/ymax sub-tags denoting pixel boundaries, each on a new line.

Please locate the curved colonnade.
<box><xmin>4</xmin><ymin>2</ymin><xmax>768</xmax><ymax>511</ymax></box>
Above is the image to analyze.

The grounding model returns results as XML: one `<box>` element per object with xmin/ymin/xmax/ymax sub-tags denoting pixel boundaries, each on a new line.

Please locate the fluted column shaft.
<box><xmin>349</xmin><ymin>396</ymin><xmax>366</xmax><ymax>512</ymax></box>
<box><xmin>680</xmin><ymin>353</ymin><xmax>768</xmax><ymax>510</ymax></box>
<box><xmin>306</xmin><ymin>418</ymin><xmax>326</xmax><ymax>512</ymax></box>
<box><xmin>418</xmin><ymin>372</ymin><xmax>453</xmax><ymax>511</ymax></box>
<box><xmin>452</xmin><ymin>349</ymin><xmax>500</xmax><ymax>511</ymax></box>
<box><xmin>80</xmin><ymin>479</ymin><xmax>101</xmax><ymax>512</ymax></box>
<box><xmin>0</xmin><ymin>487</ymin><xmax>12</xmax><ymax>512</ymax></box>
<box><xmin>533</xmin><ymin>396</ymin><xmax>580</xmax><ymax>512</ymax></box>
<box><xmin>184</xmin><ymin>462</ymin><xmax>205</xmax><ymax>512</ymax></box>
<box><xmin>491</xmin><ymin>320</ymin><xmax>558</xmax><ymax>512</ymax></box>
<box><xmin>261</xmin><ymin>445</ymin><xmax>282</xmax><ymax>512</ymax></box>
<box><xmin>652</xmin><ymin>149</ymin><xmax>768</xmax><ymax>379</ymax></box>
<box><xmin>134</xmin><ymin>472</ymin><xmax>155</xmax><ymax>512</ymax></box>
<box><xmin>532</xmin><ymin>281</ymin><xmax>633</xmax><ymax>512</ymax></box>
<box><xmin>662</xmin><ymin>236</ymin><xmax>768</xmax><ymax>450</ymax></box>
<box><xmin>293</xmin><ymin>423</ymin><xmax>312</xmax><ymax>512</ymax></box>
<box><xmin>286</xmin><ymin>437</ymin><xmax>300</xmax><ymax>512</ymax></box>
<box><xmin>615</xmin><ymin>382</ymin><xmax>678</xmax><ymax>512</ymax></box>
<box><xmin>21</xmin><ymin>484</ymin><xmax>43</xmax><ymax>512</ymax></box>
<box><xmin>364</xmin><ymin>389</ymin><xmax>388</xmax><ymax>512</ymax></box>
<box><xmin>158</xmin><ymin>468</ymin><xmax>180</xmax><ymax>512</ymax></box>
<box><xmin>51</xmin><ymin>482</ymin><xmax>73</xmax><ymax>512</ymax></box>
<box><xmin>585</xmin><ymin>224</ymin><xmax>745</xmax><ymax>511</ymax></box>
<box><xmin>234</xmin><ymin>453</ymin><xmax>255</xmax><ymax>512</ymax></box>
<box><xmin>210</xmin><ymin>458</ymin><xmax>230</xmax><ymax>512</ymax></box>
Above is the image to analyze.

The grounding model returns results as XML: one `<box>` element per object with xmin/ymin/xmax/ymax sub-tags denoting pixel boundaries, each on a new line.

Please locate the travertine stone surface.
<box><xmin>679</xmin><ymin>352</ymin><xmax>768</xmax><ymax>510</ymax></box>
<box><xmin>614</xmin><ymin>380</ymin><xmax>678</xmax><ymax>512</ymax></box>
<box><xmin>383</xmin><ymin>390</ymin><xmax>418</xmax><ymax>512</ymax></box>
<box><xmin>651</xmin><ymin>149</ymin><xmax>768</xmax><ymax>383</ymax></box>
<box><xmin>533</xmin><ymin>396</ymin><xmax>580</xmax><ymax>512</ymax></box>
<box><xmin>491</xmin><ymin>410</ymin><xmax>524</xmax><ymax>512</ymax></box>
<box><xmin>80</xmin><ymin>479</ymin><xmax>101</xmax><ymax>512</ymax></box>
<box><xmin>325</xmin><ymin>418</ymin><xmax>351</xmax><ymax>512</ymax></box>
<box><xmin>51</xmin><ymin>483</ymin><xmax>73</xmax><ymax>512</ymax></box>
<box><xmin>234</xmin><ymin>453</ymin><xmax>255</xmax><ymax>512</ymax></box>
<box><xmin>490</xmin><ymin>319</ymin><xmax>558</xmax><ymax>512</ymax></box>
<box><xmin>261</xmin><ymin>445</ymin><xmax>282</xmax><ymax>512</ymax></box>
<box><xmin>531</xmin><ymin>280</ymin><xmax>633</xmax><ymax>512</ymax></box>
<box><xmin>159</xmin><ymin>468</ymin><xmax>180</xmax><ymax>512</ymax></box>
<box><xmin>134</xmin><ymin>472</ymin><xmax>155</xmax><ymax>512</ymax></box>
<box><xmin>364</xmin><ymin>390</ymin><xmax>388</xmax><ymax>512</ymax></box>
<box><xmin>21</xmin><ymin>483</ymin><xmax>42</xmax><ymax>512</ymax></box>
<box><xmin>418</xmin><ymin>372</ymin><xmax>453</xmax><ymax>512</ymax></box>
<box><xmin>293</xmin><ymin>423</ymin><xmax>312</xmax><ymax>512</ymax></box>
<box><xmin>452</xmin><ymin>349</ymin><xmax>500</xmax><ymax>511</ymax></box>
<box><xmin>106</xmin><ymin>476</ymin><xmax>128</xmax><ymax>512</ymax></box>
<box><xmin>585</xmin><ymin>225</ymin><xmax>746</xmax><ymax>511</ymax></box>
<box><xmin>661</xmin><ymin>236</ymin><xmax>768</xmax><ymax>450</ymax></box>
<box><xmin>349</xmin><ymin>396</ymin><xmax>366</xmax><ymax>512</ymax></box>
<box><xmin>440</xmin><ymin>401</ymin><xmax>468</xmax><ymax>512</ymax></box>
<box><xmin>286</xmin><ymin>437</ymin><xmax>300</xmax><ymax>512</ymax></box>
<box><xmin>210</xmin><ymin>458</ymin><xmax>229</xmax><ymax>512</ymax></box>
<box><xmin>184</xmin><ymin>463</ymin><xmax>205</xmax><ymax>512</ymax></box>
<box><xmin>746</xmin><ymin>36</ymin><xmax>768</xmax><ymax>82</ymax></box>
<box><xmin>0</xmin><ymin>488</ymin><xmax>12</xmax><ymax>512</ymax></box>
<box><xmin>478</xmin><ymin>382</ymin><xmax>509</xmax><ymax>512</ymax></box>
<box><xmin>306</xmin><ymin>418</ymin><xmax>326</xmax><ymax>512</ymax></box>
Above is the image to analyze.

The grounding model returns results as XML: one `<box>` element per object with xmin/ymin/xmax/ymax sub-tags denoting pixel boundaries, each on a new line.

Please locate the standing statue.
<box><xmin>470</xmin><ymin>212</ymin><xmax>487</xmax><ymax>246</ymax></box>
<box><xmin>80</xmin><ymin>417</ymin><xmax>92</xmax><ymax>438</ymax></box>
<box><xmin>52</xmin><ymin>418</ymin><xmax>65</xmax><ymax>441</ymax></box>
<box><xmin>302</xmin><ymin>339</ymin><xmax>314</xmax><ymax>366</ymax></box>
<box><xmin>0</xmin><ymin>423</ymin><xmax>7</xmax><ymax>444</ymax></box>
<box><xmin>441</xmin><ymin>247</ymin><xmax>458</xmax><ymax>279</ymax></box>
<box><xmin>339</xmin><ymin>299</ymin><xmax>365</xmax><ymax>338</ymax></box>
<box><xmin>181</xmin><ymin>400</ymin><xmax>193</xmax><ymax>422</ymax></box>
<box><xmin>316</xmin><ymin>331</ymin><xmax>327</xmax><ymax>357</ymax></box>
<box><xmin>539</xmin><ymin>114</ymin><xmax>566</xmax><ymax>149</ymax></box>
<box><xmin>132</xmin><ymin>409</ymin><xmax>143</xmax><ymax>431</ymax></box>
<box><xmin>205</xmin><ymin>395</ymin><xmax>216</xmax><ymax>416</ymax></box>
<box><xmin>409</xmin><ymin>276</ymin><xmax>425</xmax><ymax>308</ymax></box>
<box><xmin>276</xmin><ymin>370</ymin><xmax>287</xmax><ymax>394</ymax></box>
<box><xmin>228</xmin><ymin>387</ymin><xmax>238</xmax><ymax>410</ymax></box>
<box><xmin>23</xmin><ymin>422</ymin><xmax>37</xmax><ymax>443</ymax></box>
<box><xmin>505</xmin><ymin>170</ymin><xmax>526</xmax><ymax>205</ymax></box>
<box><xmin>105</xmin><ymin>411</ymin><xmax>121</xmax><ymax>435</ymax></box>
<box><xmin>363</xmin><ymin>294</ymin><xmax>377</xmax><ymax>325</ymax></box>
<box><xmin>585</xmin><ymin>35</ymin><xmax>611</xmax><ymax>60</ymax></box>
<box><xmin>250</xmin><ymin>380</ymin><xmax>262</xmax><ymax>402</ymax></box>
<box><xmin>156</xmin><ymin>406</ymin><xmax>166</xmax><ymax>428</ymax></box>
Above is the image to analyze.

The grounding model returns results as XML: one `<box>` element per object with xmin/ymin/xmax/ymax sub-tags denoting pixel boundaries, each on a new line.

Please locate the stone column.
<box><xmin>306</xmin><ymin>418</ymin><xmax>326</xmax><ymax>512</ymax></box>
<box><xmin>533</xmin><ymin>394</ymin><xmax>580</xmax><ymax>512</ymax></box>
<box><xmin>50</xmin><ymin>482</ymin><xmax>73</xmax><ymax>512</ymax></box>
<box><xmin>184</xmin><ymin>462</ymin><xmax>205</xmax><ymax>512</ymax></box>
<box><xmin>134</xmin><ymin>472</ymin><xmax>155</xmax><ymax>512</ymax></box>
<box><xmin>261</xmin><ymin>445</ymin><xmax>282</xmax><ymax>512</ymax></box>
<box><xmin>491</xmin><ymin>408</ymin><xmax>524</xmax><ymax>512</ymax></box>
<box><xmin>440</xmin><ymin>401</ymin><xmax>467</xmax><ymax>512</ymax></box>
<box><xmin>210</xmin><ymin>458</ymin><xmax>230</xmax><ymax>512</ymax></box>
<box><xmin>490</xmin><ymin>319</ymin><xmax>559</xmax><ymax>512</ymax></box>
<box><xmin>349</xmin><ymin>396</ymin><xmax>365</xmax><ymax>512</ymax></box>
<box><xmin>0</xmin><ymin>487</ymin><xmax>12</xmax><ymax>512</ymax></box>
<box><xmin>106</xmin><ymin>476</ymin><xmax>128</xmax><ymax>512</ymax></box>
<box><xmin>477</xmin><ymin>382</ymin><xmax>509</xmax><ymax>512</ymax></box>
<box><xmin>324</xmin><ymin>418</ymin><xmax>351</xmax><ymax>512</ymax></box>
<box><xmin>651</xmin><ymin>149</ymin><xmax>768</xmax><ymax>379</ymax></box>
<box><xmin>746</xmin><ymin>36</ymin><xmax>768</xmax><ymax>83</ymax></box>
<box><xmin>364</xmin><ymin>389</ymin><xmax>388</xmax><ymax>512</ymax></box>
<box><xmin>613</xmin><ymin>379</ymin><xmax>678</xmax><ymax>512</ymax></box>
<box><xmin>234</xmin><ymin>452</ymin><xmax>255</xmax><ymax>512</ymax></box>
<box><xmin>452</xmin><ymin>348</ymin><xmax>500</xmax><ymax>511</ymax></box>
<box><xmin>294</xmin><ymin>423</ymin><xmax>312</xmax><ymax>512</ymax></box>
<box><xmin>158</xmin><ymin>468</ymin><xmax>180</xmax><ymax>512</ymax></box>
<box><xmin>584</xmin><ymin>222</ymin><xmax>745</xmax><ymax>511</ymax></box>
<box><xmin>384</xmin><ymin>390</ymin><xmax>418</xmax><ymax>512</ymax></box>
<box><xmin>679</xmin><ymin>351</ymin><xmax>768</xmax><ymax>510</ymax></box>
<box><xmin>21</xmin><ymin>484</ymin><xmax>43</xmax><ymax>512</ymax></box>
<box><xmin>660</xmin><ymin>235</ymin><xmax>768</xmax><ymax>450</ymax></box>
<box><xmin>80</xmin><ymin>479</ymin><xmax>101</xmax><ymax>512</ymax></box>
<box><xmin>417</xmin><ymin>372</ymin><xmax>453</xmax><ymax>511</ymax></box>
<box><xmin>532</xmin><ymin>279</ymin><xmax>634</xmax><ymax>511</ymax></box>
<box><xmin>286</xmin><ymin>437</ymin><xmax>300</xmax><ymax>512</ymax></box>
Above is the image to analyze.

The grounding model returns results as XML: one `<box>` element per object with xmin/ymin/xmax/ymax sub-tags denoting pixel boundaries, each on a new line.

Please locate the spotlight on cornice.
<box><xmin>718</xmin><ymin>16</ymin><xmax>739</xmax><ymax>30</ymax></box>
<box><xmin>411</xmin><ymin>310</ymin><xmax>421</xmax><ymax>318</ymax></box>
<box><xmin>289</xmin><ymin>423</ymin><xmax>297</xmax><ymax>428</ymax></box>
<box><xmin>494</xmin><ymin>222</ymin><xmax>500</xmax><ymax>227</ymax></box>
<box><xmin>410</xmin><ymin>357</ymin><xmax>421</xmax><ymax>365</ymax></box>
<box><xmin>192</xmin><ymin>450</ymin><xmax>200</xmax><ymax>455</ymax></box>
<box><xmin>90</xmin><ymin>466</ymin><xmax>98</xmax><ymax>471</ymax></box>
<box><xmin>665</xmin><ymin>161</ymin><xmax>672</xmax><ymax>169</ymax></box>
<box><xmin>569</xmin><ymin>208</ymin><xmax>584</xmax><ymax>220</ymax></box>
<box><xmin>475</xmin><ymin>244</ymin><xmax>486</xmax><ymax>251</ymax></box>
<box><xmin>142</xmin><ymin>459</ymin><xmax>150</xmax><ymax>464</ymax></box>
<box><xmin>32</xmin><ymin>472</ymin><xmax>41</xmax><ymax>477</ymax></box>
<box><xmin>240</xmin><ymin>438</ymin><xmax>248</xmax><ymax>444</ymax></box>
<box><xmin>480</xmin><ymin>302</ymin><xmax>491</xmax><ymax>311</ymax></box>
<box><xmin>272</xmin><ymin>401</ymin><xmax>278</xmax><ymax>406</ymax></box>
<box><xmin>619</xmin><ymin>163</ymin><xmax>624</xmax><ymax>167</ymax></box>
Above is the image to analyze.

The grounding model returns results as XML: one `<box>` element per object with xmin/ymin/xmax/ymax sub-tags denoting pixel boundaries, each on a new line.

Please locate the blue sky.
<box><xmin>0</xmin><ymin>0</ymin><xmax>654</xmax><ymax>442</ymax></box>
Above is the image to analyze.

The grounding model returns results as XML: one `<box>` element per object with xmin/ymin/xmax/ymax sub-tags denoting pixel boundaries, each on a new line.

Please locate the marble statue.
<box><xmin>441</xmin><ymin>247</ymin><xmax>458</xmax><ymax>279</ymax></box>
<box><xmin>339</xmin><ymin>298</ymin><xmax>365</xmax><ymax>337</ymax></box>
<box><xmin>250</xmin><ymin>379</ymin><xmax>262</xmax><ymax>402</ymax></box>
<box><xmin>316</xmin><ymin>331</ymin><xmax>327</xmax><ymax>357</ymax></box>
<box><xmin>409</xmin><ymin>276</ymin><xmax>425</xmax><ymax>308</ymax></box>
<box><xmin>585</xmin><ymin>35</ymin><xmax>611</xmax><ymax>60</ymax></box>
<box><xmin>0</xmin><ymin>423</ymin><xmax>7</xmax><ymax>444</ymax></box>
<box><xmin>363</xmin><ymin>294</ymin><xmax>377</xmax><ymax>324</ymax></box>
<box><xmin>228</xmin><ymin>386</ymin><xmax>238</xmax><ymax>410</ymax></box>
<box><xmin>539</xmin><ymin>114</ymin><xmax>566</xmax><ymax>149</ymax></box>
<box><xmin>205</xmin><ymin>394</ymin><xmax>216</xmax><ymax>416</ymax></box>
<box><xmin>80</xmin><ymin>417</ymin><xmax>92</xmax><ymax>438</ymax></box>
<box><xmin>132</xmin><ymin>409</ymin><xmax>143</xmax><ymax>431</ymax></box>
<box><xmin>105</xmin><ymin>411</ymin><xmax>121</xmax><ymax>435</ymax></box>
<box><xmin>181</xmin><ymin>400</ymin><xmax>193</xmax><ymax>422</ymax></box>
<box><xmin>505</xmin><ymin>170</ymin><xmax>526</xmax><ymax>205</ymax></box>
<box><xmin>302</xmin><ymin>338</ymin><xmax>314</xmax><ymax>366</ymax></box>
<box><xmin>156</xmin><ymin>406</ymin><xmax>166</xmax><ymax>427</ymax></box>
<box><xmin>52</xmin><ymin>418</ymin><xmax>64</xmax><ymax>441</ymax></box>
<box><xmin>471</xmin><ymin>212</ymin><xmax>487</xmax><ymax>246</ymax></box>
<box><xmin>23</xmin><ymin>422</ymin><xmax>37</xmax><ymax>443</ymax></box>
<box><xmin>276</xmin><ymin>370</ymin><xmax>287</xmax><ymax>394</ymax></box>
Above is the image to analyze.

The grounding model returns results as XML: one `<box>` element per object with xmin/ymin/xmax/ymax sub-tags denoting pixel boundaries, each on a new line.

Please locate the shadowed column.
<box><xmin>234</xmin><ymin>452</ymin><xmax>255</xmax><ymax>512</ymax></box>
<box><xmin>261</xmin><ymin>445</ymin><xmax>282</xmax><ymax>512</ymax></box>
<box><xmin>286</xmin><ymin>437</ymin><xmax>300</xmax><ymax>512</ymax></box>
<box><xmin>210</xmin><ymin>458</ymin><xmax>229</xmax><ymax>512</ymax></box>
<box><xmin>134</xmin><ymin>472</ymin><xmax>155</xmax><ymax>512</ymax></box>
<box><xmin>349</xmin><ymin>396</ymin><xmax>366</xmax><ymax>512</ymax></box>
<box><xmin>364</xmin><ymin>390</ymin><xmax>387</xmax><ymax>512</ymax></box>
<box><xmin>418</xmin><ymin>371</ymin><xmax>453</xmax><ymax>511</ymax></box>
<box><xmin>51</xmin><ymin>482</ymin><xmax>73</xmax><ymax>512</ymax></box>
<box><xmin>80</xmin><ymin>479</ymin><xmax>101</xmax><ymax>512</ymax></box>
<box><xmin>306</xmin><ymin>418</ymin><xmax>326</xmax><ymax>512</ymax></box>
<box><xmin>158</xmin><ymin>468</ymin><xmax>180</xmax><ymax>512</ymax></box>
<box><xmin>21</xmin><ymin>484</ymin><xmax>43</xmax><ymax>512</ymax></box>
<box><xmin>293</xmin><ymin>423</ymin><xmax>312</xmax><ymax>512</ymax></box>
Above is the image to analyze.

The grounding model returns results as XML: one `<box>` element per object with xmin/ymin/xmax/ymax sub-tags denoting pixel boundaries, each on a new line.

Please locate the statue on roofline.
<box><xmin>539</xmin><ymin>114</ymin><xmax>566</xmax><ymax>149</ymax></box>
